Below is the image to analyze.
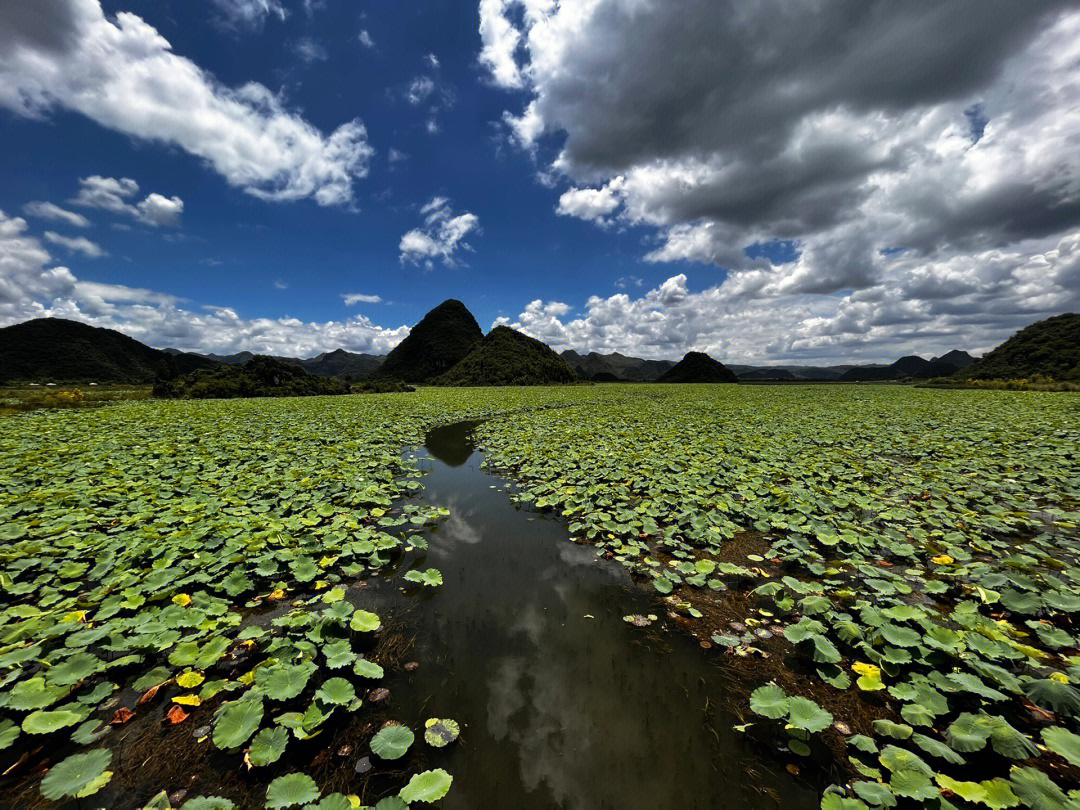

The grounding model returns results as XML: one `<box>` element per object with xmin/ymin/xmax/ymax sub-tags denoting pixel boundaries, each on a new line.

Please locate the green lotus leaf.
<box><xmin>1023</xmin><ymin>679</ymin><xmax>1080</xmax><ymax>717</ymax></box>
<box><xmin>248</xmin><ymin>726</ymin><xmax>289</xmax><ymax>767</ymax></box>
<box><xmin>353</xmin><ymin>658</ymin><xmax>384</xmax><ymax>679</ymax></box>
<box><xmin>315</xmin><ymin>677</ymin><xmax>355</xmax><ymax>706</ymax></box>
<box><xmin>786</xmin><ymin>696</ymin><xmax>832</xmax><ymax>733</ymax></box>
<box><xmin>935</xmin><ymin>775</ymin><xmax>988</xmax><ymax>805</ymax></box>
<box><xmin>23</xmin><ymin>707</ymin><xmax>85</xmax><ymax>734</ymax></box>
<box><xmin>40</xmin><ymin>749</ymin><xmax>112</xmax><ymax>801</ymax></box>
<box><xmin>6</xmin><ymin>676</ymin><xmax>69</xmax><ymax>710</ymax></box>
<box><xmin>258</xmin><ymin>662</ymin><xmax>316</xmax><ymax>701</ymax></box>
<box><xmin>888</xmin><ymin>769</ymin><xmax>938</xmax><ymax>802</ymax></box>
<box><xmin>1042</xmin><ymin>726</ymin><xmax>1080</xmax><ymax>767</ymax></box>
<box><xmin>1009</xmin><ymin>766</ymin><xmax>1069</xmax><ymax>810</ymax></box>
<box><xmin>749</xmin><ymin>683</ymin><xmax>790</xmax><ymax>720</ymax></box>
<box><xmin>910</xmin><ymin>733</ymin><xmax>965</xmax><ymax>765</ymax></box>
<box><xmin>947</xmin><ymin>713</ymin><xmax>993</xmax><ymax>753</ymax></box>
<box><xmin>979</xmin><ymin>778</ymin><xmax>1020</xmax><ymax>810</ymax></box>
<box><xmin>852</xmin><ymin>781</ymin><xmax>896</xmax><ymax>808</ymax></box>
<box><xmin>0</xmin><ymin>718</ymin><xmax>19</xmax><ymax>750</ymax></box>
<box><xmin>266</xmin><ymin>773</ymin><xmax>320</xmax><ymax>809</ymax></box>
<box><xmin>180</xmin><ymin>798</ymin><xmax>237</xmax><ymax>810</ymax></box>
<box><xmin>424</xmin><ymin>718</ymin><xmax>460</xmax><ymax>748</ymax></box>
<box><xmin>47</xmin><ymin>652</ymin><xmax>104</xmax><ymax>686</ymax></box>
<box><xmin>872</xmin><ymin>720</ymin><xmax>913</xmax><ymax>741</ymax></box>
<box><xmin>398</xmin><ymin>769</ymin><xmax>453</xmax><ymax>803</ymax></box>
<box><xmin>71</xmin><ymin>718</ymin><xmax>110</xmax><ymax>745</ymax></box>
<box><xmin>987</xmin><ymin>716</ymin><xmax>1038</xmax><ymax>760</ymax></box>
<box><xmin>878</xmin><ymin>745</ymin><xmax>932</xmax><ymax>777</ymax></box>
<box><xmin>371</xmin><ymin>724</ymin><xmax>414</xmax><ymax>760</ymax></box>
<box><xmin>323</xmin><ymin>640</ymin><xmax>356</xmax><ymax>669</ymax></box>
<box><xmin>350</xmin><ymin>610</ymin><xmax>381</xmax><ymax>633</ymax></box>
<box><xmin>213</xmin><ymin>697</ymin><xmax>264</xmax><ymax>749</ymax></box>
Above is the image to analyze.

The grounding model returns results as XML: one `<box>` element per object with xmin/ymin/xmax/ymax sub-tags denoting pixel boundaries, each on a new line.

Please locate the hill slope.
<box><xmin>656</xmin><ymin>352</ymin><xmax>738</xmax><ymax>383</ymax></box>
<box><xmin>437</xmin><ymin>326</ymin><xmax>578</xmax><ymax>386</ymax></box>
<box><xmin>958</xmin><ymin>313</ymin><xmax>1080</xmax><ymax>381</ymax></box>
<box><xmin>301</xmin><ymin>349</ymin><xmax>384</xmax><ymax>379</ymax></box>
<box><xmin>154</xmin><ymin>356</ymin><xmax>347</xmax><ymax>399</ymax></box>
<box><xmin>0</xmin><ymin>318</ymin><xmax>217</xmax><ymax>384</ymax></box>
<box><xmin>839</xmin><ymin>355</ymin><xmax>960</xmax><ymax>382</ymax></box>
<box><xmin>560</xmin><ymin>350</ymin><xmax>674</xmax><ymax>381</ymax></box>
<box><xmin>372</xmin><ymin>300</ymin><xmax>482</xmax><ymax>383</ymax></box>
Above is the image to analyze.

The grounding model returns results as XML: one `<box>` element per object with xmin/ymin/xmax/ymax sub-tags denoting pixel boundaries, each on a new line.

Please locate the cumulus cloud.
<box><xmin>342</xmin><ymin>293</ymin><xmax>382</xmax><ymax>305</ymax></box>
<box><xmin>0</xmin><ymin>0</ymin><xmax>373</xmax><ymax>207</ymax></box>
<box><xmin>0</xmin><ymin>209</ymin><xmax>409</xmax><ymax>356</ymax></box>
<box><xmin>358</xmin><ymin>30</ymin><xmax>374</xmax><ymax>48</ymax></box>
<box><xmin>498</xmin><ymin>234</ymin><xmax>1080</xmax><ymax>364</ymax></box>
<box><xmin>23</xmin><ymin>201</ymin><xmax>90</xmax><ymax>228</ymax></box>
<box><xmin>484</xmin><ymin>1</ymin><xmax>1080</xmax><ymax>358</ymax></box>
<box><xmin>399</xmin><ymin>198</ymin><xmax>480</xmax><ymax>268</ymax></box>
<box><xmin>43</xmin><ymin>231</ymin><xmax>106</xmax><ymax>258</ymax></box>
<box><xmin>70</xmin><ymin>176</ymin><xmax>183</xmax><ymax>227</ymax></box>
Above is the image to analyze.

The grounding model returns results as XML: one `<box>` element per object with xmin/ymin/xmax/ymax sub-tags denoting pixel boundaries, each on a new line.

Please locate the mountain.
<box><xmin>373</xmin><ymin>299</ymin><xmax>482</xmax><ymax>383</ymax></box>
<box><xmin>560</xmin><ymin>350</ymin><xmax>675</xmax><ymax>381</ymax></box>
<box><xmin>0</xmin><ymin>318</ymin><xmax>218</xmax><ymax>384</ymax></box>
<box><xmin>737</xmin><ymin>367</ymin><xmax>798</xmax><ymax>381</ymax></box>
<box><xmin>167</xmin><ymin>348</ymin><xmax>384</xmax><ymax>380</ymax></box>
<box><xmin>958</xmin><ymin>313</ymin><xmax>1080</xmax><ymax>381</ymax></box>
<box><xmin>301</xmin><ymin>349</ymin><xmax>384</xmax><ymax>380</ymax></box>
<box><xmin>839</xmin><ymin>355</ymin><xmax>960</xmax><ymax>382</ymax></box>
<box><xmin>656</xmin><ymin>352</ymin><xmax>738</xmax><ymax>383</ymax></box>
<box><xmin>154</xmin><ymin>356</ymin><xmax>348</xmax><ymax>399</ymax></box>
<box><xmin>933</xmin><ymin>349</ymin><xmax>975</xmax><ymax>369</ymax></box>
<box><xmin>437</xmin><ymin>326</ymin><xmax>578</xmax><ymax>386</ymax></box>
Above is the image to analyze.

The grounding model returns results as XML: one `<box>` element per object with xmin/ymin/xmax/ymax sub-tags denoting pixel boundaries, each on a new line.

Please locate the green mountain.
<box><xmin>656</xmin><ymin>352</ymin><xmax>738</xmax><ymax>383</ymax></box>
<box><xmin>560</xmin><ymin>349</ymin><xmax>675</xmax><ymax>381</ymax></box>
<box><xmin>436</xmin><ymin>326</ymin><xmax>578</xmax><ymax>386</ymax></box>
<box><xmin>184</xmin><ymin>348</ymin><xmax>384</xmax><ymax>380</ymax></box>
<box><xmin>372</xmin><ymin>299</ymin><xmax>482</xmax><ymax>383</ymax></box>
<box><xmin>0</xmin><ymin>318</ymin><xmax>217</xmax><ymax>384</ymax></box>
<box><xmin>958</xmin><ymin>313</ymin><xmax>1080</xmax><ymax>381</ymax></box>
<box><xmin>154</xmin><ymin>356</ymin><xmax>347</xmax><ymax>399</ymax></box>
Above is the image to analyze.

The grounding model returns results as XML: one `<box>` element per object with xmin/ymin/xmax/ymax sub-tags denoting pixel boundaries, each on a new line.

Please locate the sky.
<box><xmin>1</xmin><ymin>0</ymin><xmax>1079</xmax><ymax>365</ymax></box>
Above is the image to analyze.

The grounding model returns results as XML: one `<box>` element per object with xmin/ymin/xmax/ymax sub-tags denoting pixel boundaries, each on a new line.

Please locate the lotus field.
<box><xmin>1</xmin><ymin>385</ymin><xmax>1079</xmax><ymax>809</ymax></box>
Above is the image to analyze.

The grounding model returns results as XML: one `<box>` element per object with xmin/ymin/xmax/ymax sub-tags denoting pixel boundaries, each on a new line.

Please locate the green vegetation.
<box><xmin>435</xmin><ymin>325</ymin><xmax>578</xmax><ymax>386</ymax></box>
<box><xmin>372</xmin><ymin>299</ymin><xmax>482</xmax><ymax>383</ymax></box>
<box><xmin>2</xmin><ymin>384</ymin><xmax>1078</xmax><ymax>809</ymax></box>
<box><xmin>0</xmin><ymin>384</ymin><xmax>151</xmax><ymax>415</ymax></box>
<box><xmin>475</xmin><ymin>384</ymin><xmax>1080</xmax><ymax>809</ymax></box>
<box><xmin>655</xmin><ymin>351</ymin><xmax>739</xmax><ymax>383</ymax></box>
<box><xmin>154</xmin><ymin>356</ymin><xmax>348</xmax><ymax>399</ymax></box>
<box><xmin>959</xmin><ymin>313</ymin><xmax>1080</xmax><ymax>382</ymax></box>
<box><xmin>0</xmin><ymin>318</ymin><xmax>217</xmax><ymax>384</ymax></box>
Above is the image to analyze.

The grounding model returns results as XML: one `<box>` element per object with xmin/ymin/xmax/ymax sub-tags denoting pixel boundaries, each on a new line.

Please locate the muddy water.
<box><xmin>386</xmin><ymin>421</ymin><xmax>818</xmax><ymax>810</ymax></box>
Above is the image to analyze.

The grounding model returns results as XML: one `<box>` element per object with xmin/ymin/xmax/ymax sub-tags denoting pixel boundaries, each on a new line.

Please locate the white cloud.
<box><xmin>0</xmin><ymin>209</ymin><xmax>409</xmax><ymax>356</ymax></box>
<box><xmin>210</xmin><ymin>0</ymin><xmax>286</xmax><ymax>30</ymax></box>
<box><xmin>43</xmin><ymin>231</ymin><xmax>106</xmax><ymax>258</ymax></box>
<box><xmin>23</xmin><ymin>201</ymin><xmax>91</xmax><ymax>228</ymax></box>
<box><xmin>293</xmin><ymin>37</ymin><xmax>328</xmax><ymax>63</ymax></box>
<box><xmin>556</xmin><ymin>179</ymin><xmax>624</xmax><ymax>224</ymax></box>
<box><xmin>425</xmin><ymin>53</ymin><xmax>440</xmax><ymax>69</ymax></box>
<box><xmin>484</xmin><ymin>2</ymin><xmax>1080</xmax><ymax>359</ymax></box>
<box><xmin>388</xmin><ymin>148</ymin><xmax>408</xmax><ymax>163</ymax></box>
<box><xmin>407</xmin><ymin>76</ymin><xmax>435</xmax><ymax>105</ymax></box>
<box><xmin>478</xmin><ymin>0</ymin><xmax>523</xmax><ymax>88</ymax></box>
<box><xmin>399</xmin><ymin>198</ymin><xmax>480</xmax><ymax>268</ymax></box>
<box><xmin>358</xmin><ymin>30</ymin><xmax>374</xmax><ymax>48</ymax></box>
<box><xmin>70</xmin><ymin>176</ymin><xmax>183</xmax><ymax>227</ymax></box>
<box><xmin>0</xmin><ymin>0</ymin><xmax>373</xmax><ymax>207</ymax></box>
<box><xmin>342</xmin><ymin>293</ymin><xmax>382</xmax><ymax>305</ymax></box>
<box><xmin>274</xmin><ymin>279</ymin><xmax>288</xmax><ymax>290</ymax></box>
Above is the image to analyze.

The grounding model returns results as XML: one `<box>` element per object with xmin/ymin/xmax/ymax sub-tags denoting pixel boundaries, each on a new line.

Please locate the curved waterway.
<box><xmin>384</xmin><ymin>420</ymin><xmax>819</xmax><ymax>810</ymax></box>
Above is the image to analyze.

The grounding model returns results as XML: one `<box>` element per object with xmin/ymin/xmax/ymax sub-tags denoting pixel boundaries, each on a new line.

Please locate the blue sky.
<box><xmin>1</xmin><ymin>1</ymin><xmax>1078</xmax><ymax>363</ymax></box>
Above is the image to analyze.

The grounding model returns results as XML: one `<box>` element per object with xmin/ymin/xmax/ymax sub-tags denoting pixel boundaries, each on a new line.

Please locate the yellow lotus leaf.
<box><xmin>172</xmin><ymin>695</ymin><xmax>202</xmax><ymax>706</ymax></box>
<box><xmin>172</xmin><ymin>594</ymin><xmax>192</xmax><ymax>607</ymax></box>
<box><xmin>852</xmin><ymin>662</ymin><xmax>880</xmax><ymax>677</ymax></box>
<box><xmin>931</xmin><ymin>555</ymin><xmax>954</xmax><ymax>565</ymax></box>
<box><xmin>176</xmin><ymin>671</ymin><xmax>205</xmax><ymax>689</ymax></box>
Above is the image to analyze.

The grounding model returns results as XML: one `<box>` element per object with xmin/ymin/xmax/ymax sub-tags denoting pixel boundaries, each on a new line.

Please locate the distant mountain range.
<box><xmin>4</xmin><ymin>310</ymin><xmax>1077</xmax><ymax>387</ymax></box>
